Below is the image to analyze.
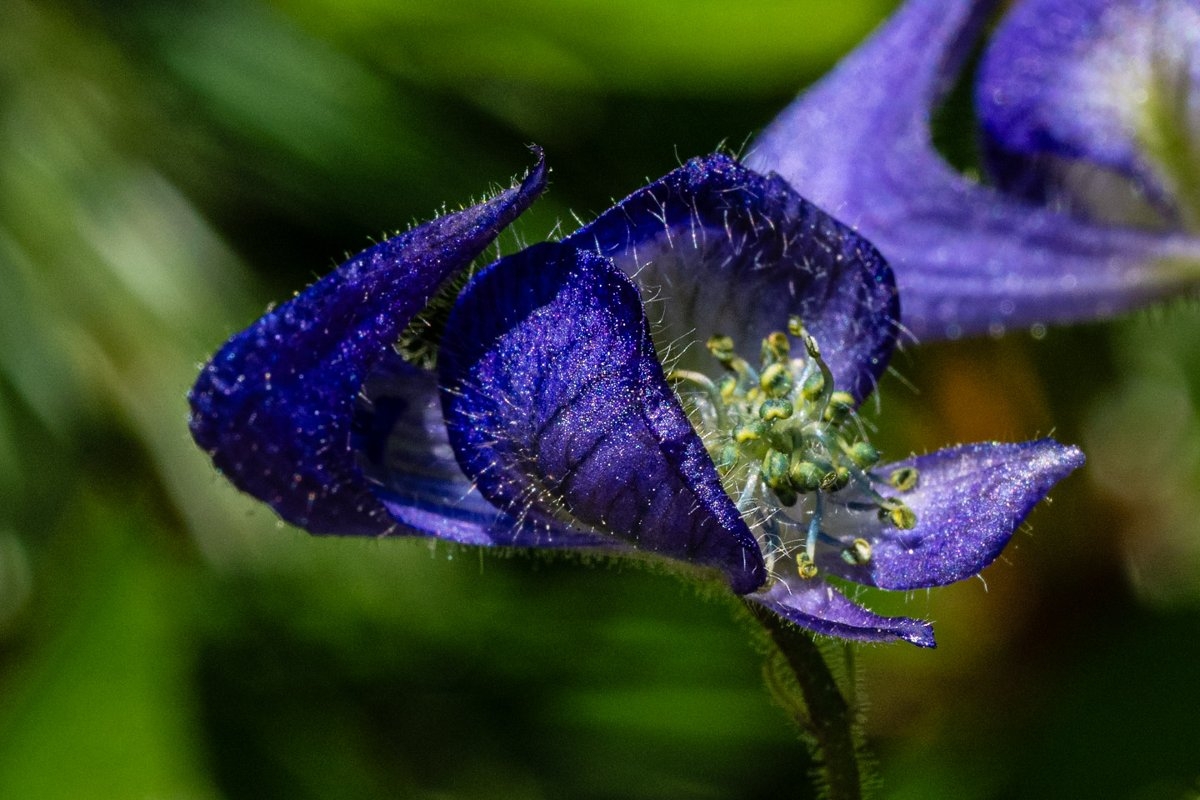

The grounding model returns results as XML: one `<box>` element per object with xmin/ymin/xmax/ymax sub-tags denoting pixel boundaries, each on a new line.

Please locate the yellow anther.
<box><xmin>768</xmin><ymin>450</ymin><xmax>796</xmax><ymax>506</ymax></box>
<box><xmin>797</xmin><ymin>553</ymin><xmax>819</xmax><ymax>580</ymax></box>
<box><xmin>760</xmin><ymin>363</ymin><xmax>794</xmax><ymax>399</ymax></box>
<box><xmin>840</xmin><ymin>538</ymin><xmax>872</xmax><ymax>566</ymax></box>
<box><xmin>823</xmin><ymin>391</ymin><xmax>855</xmax><ymax>423</ymax></box>
<box><xmin>788</xmin><ymin>459</ymin><xmax>823</xmax><ymax>493</ymax></box>
<box><xmin>759</xmin><ymin>398</ymin><xmax>793</xmax><ymax>422</ymax></box>
<box><xmin>882</xmin><ymin>502</ymin><xmax>917</xmax><ymax>530</ymax></box>
<box><xmin>888</xmin><ymin>466</ymin><xmax>920</xmax><ymax>492</ymax></box>
<box><xmin>801</xmin><ymin>370</ymin><xmax>825</xmax><ymax>400</ymax></box>
<box><xmin>718</xmin><ymin>374</ymin><xmax>738</xmax><ymax>402</ymax></box>
<box><xmin>734</xmin><ymin>421</ymin><xmax>767</xmax><ymax>446</ymax></box>
<box><xmin>713</xmin><ymin>442</ymin><xmax>739</xmax><ymax>472</ymax></box>
<box><xmin>763</xmin><ymin>331</ymin><xmax>790</xmax><ymax>362</ymax></box>
<box><xmin>762</xmin><ymin>449</ymin><xmax>790</xmax><ymax>487</ymax></box>
<box><xmin>706</xmin><ymin>334</ymin><xmax>736</xmax><ymax>363</ymax></box>
<box><xmin>820</xmin><ymin>466</ymin><xmax>851</xmax><ymax>492</ymax></box>
<box><xmin>845</xmin><ymin>441</ymin><xmax>880</xmax><ymax>469</ymax></box>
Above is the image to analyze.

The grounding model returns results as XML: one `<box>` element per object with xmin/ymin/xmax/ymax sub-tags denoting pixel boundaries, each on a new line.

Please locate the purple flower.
<box><xmin>747</xmin><ymin>0</ymin><xmax>1200</xmax><ymax>341</ymax></box>
<box><xmin>189</xmin><ymin>151</ymin><xmax>1082</xmax><ymax>647</ymax></box>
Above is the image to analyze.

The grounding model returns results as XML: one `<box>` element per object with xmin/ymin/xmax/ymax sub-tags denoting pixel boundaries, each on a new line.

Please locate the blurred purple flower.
<box><xmin>189</xmin><ymin>151</ymin><xmax>1082</xmax><ymax>647</ymax></box>
<box><xmin>748</xmin><ymin>0</ymin><xmax>1200</xmax><ymax>341</ymax></box>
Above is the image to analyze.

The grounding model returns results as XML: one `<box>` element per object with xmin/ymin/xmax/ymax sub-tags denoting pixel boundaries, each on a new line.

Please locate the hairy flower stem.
<box><xmin>747</xmin><ymin>600</ymin><xmax>864</xmax><ymax>800</ymax></box>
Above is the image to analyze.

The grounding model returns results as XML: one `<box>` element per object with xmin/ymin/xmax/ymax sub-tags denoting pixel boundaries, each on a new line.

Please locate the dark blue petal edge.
<box><xmin>438</xmin><ymin>241</ymin><xmax>767</xmax><ymax>593</ymax></box>
<box><xmin>188</xmin><ymin>153</ymin><xmax>546</xmax><ymax>534</ymax></box>
<box><xmin>565</xmin><ymin>153</ymin><xmax>898</xmax><ymax>403</ymax></box>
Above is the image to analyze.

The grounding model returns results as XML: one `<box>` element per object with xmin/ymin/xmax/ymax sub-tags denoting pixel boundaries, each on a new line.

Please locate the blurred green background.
<box><xmin>2</xmin><ymin>0</ymin><xmax>1199</xmax><ymax>797</ymax></box>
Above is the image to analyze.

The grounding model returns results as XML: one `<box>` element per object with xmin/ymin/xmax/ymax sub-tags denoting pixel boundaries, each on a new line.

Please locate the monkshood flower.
<box><xmin>189</xmin><ymin>150</ymin><xmax>1082</xmax><ymax>647</ymax></box>
<box><xmin>747</xmin><ymin>0</ymin><xmax>1200</xmax><ymax>341</ymax></box>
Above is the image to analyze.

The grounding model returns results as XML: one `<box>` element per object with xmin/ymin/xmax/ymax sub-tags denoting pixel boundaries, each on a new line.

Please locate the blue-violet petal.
<box><xmin>438</xmin><ymin>241</ymin><xmax>767</xmax><ymax>593</ymax></box>
<box><xmin>749</xmin><ymin>577</ymin><xmax>936</xmax><ymax>647</ymax></box>
<box><xmin>817</xmin><ymin>439</ymin><xmax>1085</xmax><ymax>590</ymax></box>
<box><xmin>748</xmin><ymin>0</ymin><xmax>1200</xmax><ymax>340</ymax></box>
<box><xmin>978</xmin><ymin>0</ymin><xmax>1200</xmax><ymax>228</ymax></box>
<box><xmin>356</xmin><ymin>354</ymin><xmax>617</xmax><ymax>548</ymax></box>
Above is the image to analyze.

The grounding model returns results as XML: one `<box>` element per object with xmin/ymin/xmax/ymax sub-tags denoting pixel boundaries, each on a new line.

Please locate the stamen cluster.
<box><xmin>670</xmin><ymin>317</ymin><xmax>919</xmax><ymax>579</ymax></box>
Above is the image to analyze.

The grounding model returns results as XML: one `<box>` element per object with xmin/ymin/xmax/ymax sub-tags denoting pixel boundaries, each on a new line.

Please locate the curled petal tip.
<box><xmin>905</xmin><ymin>624</ymin><xmax>938</xmax><ymax>649</ymax></box>
<box><xmin>520</xmin><ymin>145</ymin><xmax>548</xmax><ymax>193</ymax></box>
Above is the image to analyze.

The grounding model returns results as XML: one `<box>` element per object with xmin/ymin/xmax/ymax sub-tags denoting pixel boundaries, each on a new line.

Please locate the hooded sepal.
<box><xmin>188</xmin><ymin>154</ymin><xmax>546</xmax><ymax>534</ymax></box>
<box><xmin>565</xmin><ymin>154</ymin><xmax>898</xmax><ymax>403</ymax></box>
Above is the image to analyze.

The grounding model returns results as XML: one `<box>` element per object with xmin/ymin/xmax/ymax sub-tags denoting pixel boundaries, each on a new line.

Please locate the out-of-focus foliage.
<box><xmin>1</xmin><ymin>0</ymin><xmax>1198</xmax><ymax>798</ymax></box>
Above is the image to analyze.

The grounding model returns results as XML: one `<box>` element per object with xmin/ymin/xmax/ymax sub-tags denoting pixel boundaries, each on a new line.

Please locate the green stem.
<box><xmin>746</xmin><ymin>600</ymin><xmax>863</xmax><ymax>800</ymax></box>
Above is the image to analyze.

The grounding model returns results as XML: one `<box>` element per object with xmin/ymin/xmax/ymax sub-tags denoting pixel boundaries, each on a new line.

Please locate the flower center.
<box><xmin>669</xmin><ymin>317</ymin><xmax>919</xmax><ymax>581</ymax></box>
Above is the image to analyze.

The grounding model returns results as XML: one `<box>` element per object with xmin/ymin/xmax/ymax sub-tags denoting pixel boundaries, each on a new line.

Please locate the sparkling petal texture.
<box><xmin>565</xmin><ymin>154</ymin><xmax>898</xmax><ymax>403</ymax></box>
<box><xmin>816</xmin><ymin>439</ymin><xmax>1086</xmax><ymax>590</ymax></box>
<box><xmin>438</xmin><ymin>242</ymin><xmax>767</xmax><ymax>594</ymax></box>
<box><xmin>749</xmin><ymin>577</ymin><xmax>936</xmax><ymax>647</ymax></box>
<box><xmin>978</xmin><ymin>0</ymin><xmax>1200</xmax><ymax>227</ymax></box>
<box><xmin>747</xmin><ymin>0</ymin><xmax>1200</xmax><ymax>341</ymax></box>
<box><xmin>355</xmin><ymin>356</ymin><xmax>614</xmax><ymax>548</ymax></box>
<box><xmin>189</xmin><ymin>138</ymin><xmax>1086</xmax><ymax>646</ymax></box>
<box><xmin>188</xmin><ymin>156</ymin><xmax>546</xmax><ymax>534</ymax></box>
